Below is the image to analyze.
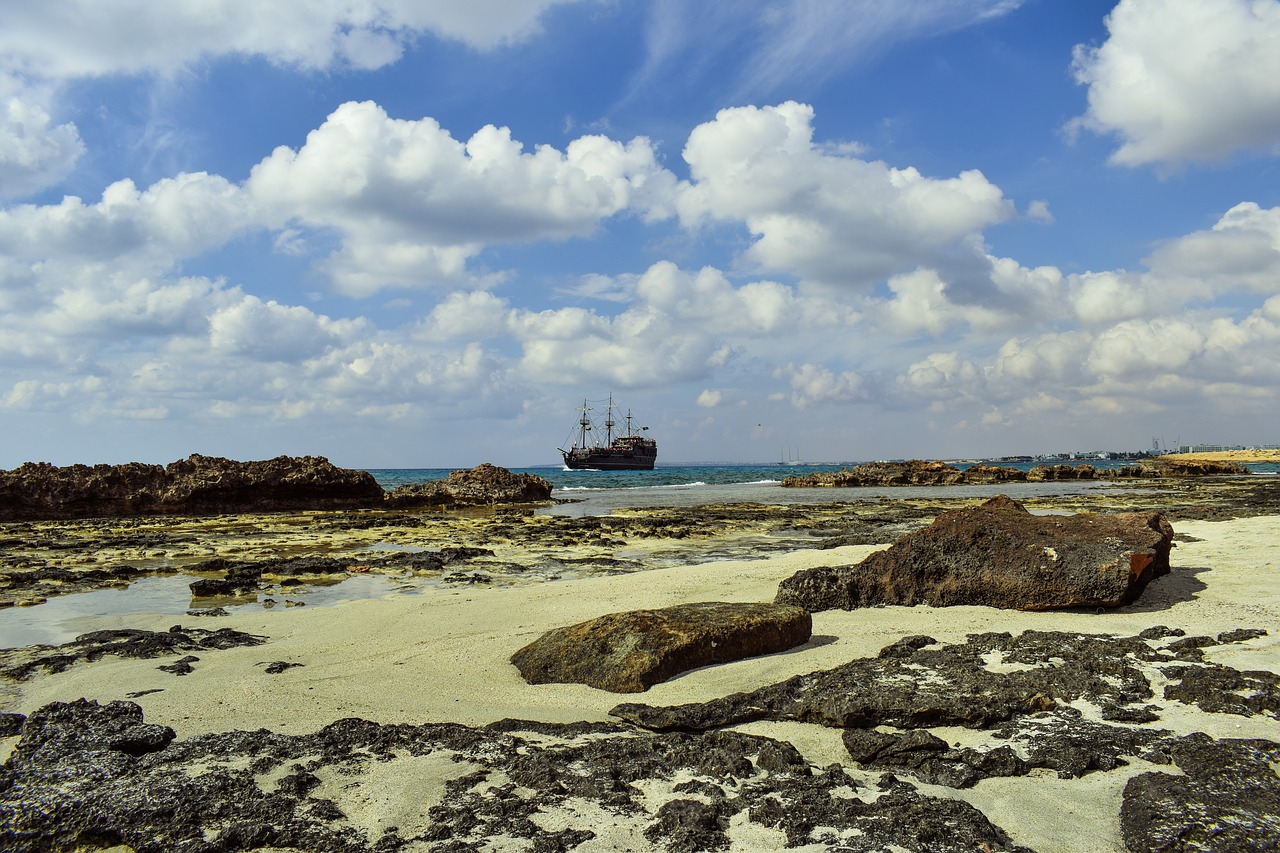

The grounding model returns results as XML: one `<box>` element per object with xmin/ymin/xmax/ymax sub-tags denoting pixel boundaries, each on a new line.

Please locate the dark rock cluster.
<box><xmin>2</xmin><ymin>625</ymin><xmax>1275</xmax><ymax>851</ymax></box>
<box><xmin>0</xmin><ymin>454</ymin><xmax>385</xmax><ymax>520</ymax></box>
<box><xmin>510</xmin><ymin>601</ymin><xmax>812</xmax><ymax>692</ymax></box>
<box><xmin>0</xmin><ymin>625</ymin><xmax>267</xmax><ymax>681</ymax></box>
<box><xmin>0</xmin><ymin>457</ymin><xmax>555</xmax><ymax>521</ymax></box>
<box><xmin>385</xmin><ymin>462</ymin><xmax>553</xmax><ymax>508</ymax></box>
<box><xmin>777</xmin><ymin>495</ymin><xmax>1174</xmax><ymax>612</ymax></box>
<box><xmin>781</xmin><ymin>457</ymin><xmax>1248</xmax><ymax>488</ymax></box>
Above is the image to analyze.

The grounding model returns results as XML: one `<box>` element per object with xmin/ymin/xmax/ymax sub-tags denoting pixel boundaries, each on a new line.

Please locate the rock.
<box><xmin>0</xmin><ymin>625</ymin><xmax>266</xmax><ymax>681</ymax></box>
<box><xmin>511</xmin><ymin>601</ymin><xmax>812</xmax><ymax>692</ymax></box>
<box><xmin>385</xmin><ymin>463</ymin><xmax>552</xmax><ymax>507</ymax></box>
<box><xmin>1121</xmin><ymin>734</ymin><xmax>1280</xmax><ymax>853</ymax></box>
<box><xmin>775</xmin><ymin>495</ymin><xmax>1173</xmax><ymax>612</ymax></box>
<box><xmin>1027</xmin><ymin>463</ymin><xmax>1097</xmax><ymax>481</ymax></box>
<box><xmin>0</xmin><ymin>454</ymin><xmax>384</xmax><ymax>520</ymax></box>
<box><xmin>782</xmin><ymin>459</ymin><xmax>966</xmax><ymax>487</ymax></box>
<box><xmin>0</xmin><ymin>701</ymin><xmax>1034</xmax><ymax>853</ymax></box>
<box><xmin>960</xmin><ymin>463</ymin><xmax>1028</xmax><ymax>484</ymax></box>
<box><xmin>1143</xmin><ymin>458</ymin><xmax>1250</xmax><ymax>477</ymax></box>
<box><xmin>610</xmin><ymin>629</ymin><xmax>1181</xmax><ymax>733</ymax></box>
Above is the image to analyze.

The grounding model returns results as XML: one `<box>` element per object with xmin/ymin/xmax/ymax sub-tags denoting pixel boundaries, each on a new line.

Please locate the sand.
<box><xmin>1162</xmin><ymin>448</ymin><xmax>1280</xmax><ymax>463</ymax></box>
<box><xmin>3</xmin><ymin>514</ymin><xmax>1279</xmax><ymax>852</ymax></box>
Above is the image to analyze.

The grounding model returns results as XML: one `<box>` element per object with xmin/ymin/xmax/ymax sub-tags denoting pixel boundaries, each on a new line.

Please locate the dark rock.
<box><xmin>0</xmin><ymin>454</ymin><xmax>385</xmax><ymax>520</ymax></box>
<box><xmin>776</xmin><ymin>495</ymin><xmax>1173</xmax><ymax>612</ymax></box>
<box><xmin>610</xmin><ymin>630</ymin><xmax>1166</xmax><ymax>733</ymax></box>
<box><xmin>0</xmin><ymin>712</ymin><xmax>25</xmax><ymax>736</ymax></box>
<box><xmin>1121</xmin><ymin>734</ymin><xmax>1280</xmax><ymax>853</ymax></box>
<box><xmin>782</xmin><ymin>459</ymin><xmax>966</xmax><ymax>487</ymax></box>
<box><xmin>157</xmin><ymin>655</ymin><xmax>199</xmax><ymax>675</ymax></box>
<box><xmin>1027</xmin><ymin>463</ymin><xmax>1097</xmax><ymax>481</ymax></box>
<box><xmin>0</xmin><ymin>625</ymin><xmax>266</xmax><ymax>680</ymax></box>
<box><xmin>386</xmin><ymin>463</ymin><xmax>552</xmax><ymax>508</ymax></box>
<box><xmin>512</xmin><ymin>601</ymin><xmax>812</xmax><ymax>693</ymax></box>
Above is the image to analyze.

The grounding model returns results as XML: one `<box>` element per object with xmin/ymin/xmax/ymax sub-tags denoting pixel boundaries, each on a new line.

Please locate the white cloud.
<box><xmin>247</xmin><ymin>101</ymin><xmax>678</xmax><ymax>295</ymax></box>
<box><xmin>778</xmin><ymin>362</ymin><xmax>866</xmax><ymax>409</ymax></box>
<box><xmin>696</xmin><ymin>389</ymin><xmax>723</xmax><ymax>407</ymax></box>
<box><xmin>1070</xmin><ymin>0</ymin><xmax>1280</xmax><ymax>166</ymax></box>
<box><xmin>678</xmin><ymin>102</ymin><xmax>1013</xmax><ymax>287</ymax></box>
<box><xmin>0</xmin><ymin>80</ymin><xmax>84</xmax><ymax>198</ymax></box>
<box><xmin>0</xmin><ymin>1</ymin><xmax>586</xmax><ymax>80</ymax></box>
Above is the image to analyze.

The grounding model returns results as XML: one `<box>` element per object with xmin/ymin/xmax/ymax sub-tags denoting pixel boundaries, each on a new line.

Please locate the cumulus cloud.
<box><xmin>1070</xmin><ymin>0</ymin><xmax>1280</xmax><ymax>166</ymax></box>
<box><xmin>778</xmin><ymin>362</ymin><xmax>866</xmax><ymax>409</ymax></box>
<box><xmin>0</xmin><ymin>1</ymin><xmax>585</xmax><ymax>79</ymax></box>
<box><xmin>678</xmin><ymin>102</ymin><xmax>1013</xmax><ymax>287</ymax></box>
<box><xmin>247</xmin><ymin>101</ymin><xmax>678</xmax><ymax>295</ymax></box>
<box><xmin>0</xmin><ymin>81</ymin><xmax>84</xmax><ymax>198</ymax></box>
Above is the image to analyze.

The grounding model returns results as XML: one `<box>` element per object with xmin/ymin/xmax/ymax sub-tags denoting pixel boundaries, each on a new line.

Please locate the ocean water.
<box><xmin>370</xmin><ymin>459</ymin><xmax>1280</xmax><ymax>517</ymax></box>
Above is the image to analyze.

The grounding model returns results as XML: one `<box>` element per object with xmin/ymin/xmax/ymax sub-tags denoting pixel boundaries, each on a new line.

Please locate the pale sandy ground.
<box><xmin>4</xmin><ymin>515</ymin><xmax>1279</xmax><ymax>853</ymax></box>
<box><xmin>1163</xmin><ymin>448</ymin><xmax>1280</xmax><ymax>463</ymax></box>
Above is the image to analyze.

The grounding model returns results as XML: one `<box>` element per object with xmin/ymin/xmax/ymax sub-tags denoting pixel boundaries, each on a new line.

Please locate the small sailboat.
<box><xmin>559</xmin><ymin>395</ymin><xmax>657</xmax><ymax>470</ymax></box>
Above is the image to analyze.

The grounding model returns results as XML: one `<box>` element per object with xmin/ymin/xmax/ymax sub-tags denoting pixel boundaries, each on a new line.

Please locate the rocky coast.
<box><xmin>0</xmin><ymin>457</ymin><xmax>1278</xmax><ymax>851</ymax></box>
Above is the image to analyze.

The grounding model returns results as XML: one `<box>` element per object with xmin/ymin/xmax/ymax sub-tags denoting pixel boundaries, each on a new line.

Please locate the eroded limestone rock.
<box><xmin>511</xmin><ymin>601</ymin><xmax>812</xmax><ymax>692</ymax></box>
<box><xmin>775</xmin><ymin>494</ymin><xmax>1174</xmax><ymax>612</ymax></box>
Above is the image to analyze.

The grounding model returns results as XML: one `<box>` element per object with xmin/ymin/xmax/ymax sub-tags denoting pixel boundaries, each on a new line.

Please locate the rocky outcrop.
<box><xmin>1026</xmin><ymin>463</ymin><xmax>1096</xmax><ymax>481</ymax></box>
<box><xmin>386</xmin><ymin>463</ymin><xmax>552</xmax><ymax>508</ymax></box>
<box><xmin>1121</xmin><ymin>734</ymin><xmax>1280</xmax><ymax>853</ymax></box>
<box><xmin>511</xmin><ymin>601</ymin><xmax>812</xmax><ymax>692</ymax></box>
<box><xmin>782</xmin><ymin>460</ymin><xmax>967</xmax><ymax>487</ymax></box>
<box><xmin>0</xmin><ymin>454</ymin><xmax>384</xmax><ymax>520</ymax></box>
<box><xmin>775</xmin><ymin>495</ymin><xmax>1173</xmax><ymax>612</ymax></box>
<box><xmin>0</xmin><ymin>700</ymin><xmax>1036</xmax><ymax>853</ymax></box>
<box><xmin>782</xmin><ymin>457</ymin><xmax>1250</xmax><ymax>488</ymax></box>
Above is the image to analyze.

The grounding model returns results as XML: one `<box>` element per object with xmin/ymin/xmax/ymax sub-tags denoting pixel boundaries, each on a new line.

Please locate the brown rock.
<box><xmin>1026</xmin><ymin>464</ymin><xmax>1096</xmax><ymax>481</ymax></box>
<box><xmin>776</xmin><ymin>495</ymin><xmax>1174</xmax><ymax>612</ymax></box>
<box><xmin>960</xmin><ymin>464</ymin><xmax>1028</xmax><ymax>484</ymax></box>
<box><xmin>782</xmin><ymin>460</ymin><xmax>966</xmax><ymax>488</ymax></box>
<box><xmin>510</xmin><ymin>601</ymin><xmax>812</xmax><ymax>692</ymax></box>
<box><xmin>385</xmin><ymin>463</ymin><xmax>551</xmax><ymax>507</ymax></box>
<box><xmin>0</xmin><ymin>454</ymin><xmax>384</xmax><ymax>520</ymax></box>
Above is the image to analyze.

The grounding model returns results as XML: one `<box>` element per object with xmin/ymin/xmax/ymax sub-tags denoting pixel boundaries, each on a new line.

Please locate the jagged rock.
<box><xmin>1121</xmin><ymin>734</ymin><xmax>1280</xmax><ymax>853</ymax></box>
<box><xmin>960</xmin><ymin>463</ymin><xmax>1028</xmax><ymax>483</ymax></box>
<box><xmin>0</xmin><ymin>454</ymin><xmax>384</xmax><ymax>520</ymax></box>
<box><xmin>782</xmin><ymin>460</ymin><xmax>966</xmax><ymax>488</ymax></box>
<box><xmin>775</xmin><ymin>494</ymin><xmax>1173</xmax><ymax>612</ymax></box>
<box><xmin>385</xmin><ymin>463</ymin><xmax>552</xmax><ymax>507</ymax></box>
<box><xmin>1143</xmin><ymin>458</ymin><xmax>1250</xmax><ymax>477</ymax></box>
<box><xmin>1027</xmin><ymin>463</ymin><xmax>1097</xmax><ymax>481</ymax></box>
<box><xmin>511</xmin><ymin>601</ymin><xmax>812</xmax><ymax>693</ymax></box>
<box><xmin>0</xmin><ymin>625</ymin><xmax>266</xmax><ymax>681</ymax></box>
<box><xmin>0</xmin><ymin>701</ymin><xmax>1033</xmax><ymax>853</ymax></box>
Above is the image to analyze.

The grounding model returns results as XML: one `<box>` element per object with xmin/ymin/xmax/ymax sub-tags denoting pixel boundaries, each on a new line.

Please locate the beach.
<box><xmin>1</xmin><ymin>480</ymin><xmax>1278</xmax><ymax>852</ymax></box>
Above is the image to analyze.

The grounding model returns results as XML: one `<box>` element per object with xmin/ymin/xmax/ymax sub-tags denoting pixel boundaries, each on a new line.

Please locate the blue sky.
<box><xmin>2</xmin><ymin>0</ymin><xmax>1279</xmax><ymax>469</ymax></box>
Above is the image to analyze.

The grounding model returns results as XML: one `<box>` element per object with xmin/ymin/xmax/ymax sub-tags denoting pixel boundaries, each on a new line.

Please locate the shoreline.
<box><xmin>2</xmin><ymin>483</ymin><xmax>1278</xmax><ymax>851</ymax></box>
<box><xmin>1161</xmin><ymin>448</ymin><xmax>1280</xmax><ymax>463</ymax></box>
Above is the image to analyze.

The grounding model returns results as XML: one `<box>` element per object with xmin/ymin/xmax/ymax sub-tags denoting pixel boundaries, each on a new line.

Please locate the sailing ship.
<box><xmin>559</xmin><ymin>395</ymin><xmax>657</xmax><ymax>470</ymax></box>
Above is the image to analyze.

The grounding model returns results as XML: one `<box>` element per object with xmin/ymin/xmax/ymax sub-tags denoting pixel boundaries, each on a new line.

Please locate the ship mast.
<box><xmin>605</xmin><ymin>394</ymin><xmax>615</xmax><ymax>444</ymax></box>
<box><xmin>577</xmin><ymin>399</ymin><xmax>591</xmax><ymax>449</ymax></box>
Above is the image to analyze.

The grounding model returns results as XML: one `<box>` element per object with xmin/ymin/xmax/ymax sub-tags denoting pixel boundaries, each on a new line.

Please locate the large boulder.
<box><xmin>775</xmin><ymin>495</ymin><xmax>1174</xmax><ymax>612</ymax></box>
<box><xmin>510</xmin><ymin>601</ymin><xmax>812</xmax><ymax>693</ymax></box>
<box><xmin>385</xmin><ymin>463</ymin><xmax>552</xmax><ymax>507</ymax></box>
<box><xmin>0</xmin><ymin>454</ymin><xmax>384</xmax><ymax>520</ymax></box>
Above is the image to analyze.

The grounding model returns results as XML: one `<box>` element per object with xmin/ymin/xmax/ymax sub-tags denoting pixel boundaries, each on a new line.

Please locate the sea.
<box><xmin>3</xmin><ymin>460</ymin><xmax>1274</xmax><ymax>647</ymax></box>
<box><xmin>368</xmin><ymin>459</ymin><xmax>1279</xmax><ymax>517</ymax></box>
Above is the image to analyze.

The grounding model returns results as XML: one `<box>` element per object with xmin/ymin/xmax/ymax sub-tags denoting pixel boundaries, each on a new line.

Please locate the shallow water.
<box><xmin>0</xmin><ymin>572</ymin><xmax>433</xmax><ymax>649</ymax></box>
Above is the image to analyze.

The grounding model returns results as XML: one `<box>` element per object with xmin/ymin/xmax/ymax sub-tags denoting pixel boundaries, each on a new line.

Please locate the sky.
<box><xmin>2</xmin><ymin>0</ymin><xmax>1279</xmax><ymax>469</ymax></box>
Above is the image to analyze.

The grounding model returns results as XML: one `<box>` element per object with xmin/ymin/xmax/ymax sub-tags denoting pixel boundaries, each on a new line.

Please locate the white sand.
<box><xmin>5</xmin><ymin>514</ymin><xmax>1279</xmax><ymax>853</ymax></box>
